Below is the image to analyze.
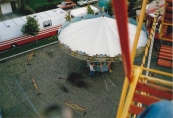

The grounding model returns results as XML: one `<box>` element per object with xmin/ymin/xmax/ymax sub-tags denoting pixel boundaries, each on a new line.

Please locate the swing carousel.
<box><xmin>58</xmin><ymin>14</ymin><xmax>148</xmax><ymax>72</ymax></box>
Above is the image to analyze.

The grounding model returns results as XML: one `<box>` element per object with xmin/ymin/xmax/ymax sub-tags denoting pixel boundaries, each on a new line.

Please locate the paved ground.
<box><xmin>0</xmin><ymin>41</ymin><xmax>172</xmax><ymax>118</ymax></box>
<box><xmin>0</xmin><ymin>43</ymin><xmax>125</xmax><ymax>118</ymax></box>
<box><xmin>0</xmin><ymin>12</ymin><xmax>24</xmax><ymax>22</ymax></box>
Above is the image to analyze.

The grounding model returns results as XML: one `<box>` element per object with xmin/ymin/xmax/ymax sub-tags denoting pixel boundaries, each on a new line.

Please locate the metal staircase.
<box><xmin>157</xmin><ymin>0</ymin><xmax>173</xmax><ymax>68</ymax></box>
<box><xmin>159</xmin><ymin>0</ymin><xmax>173</xmax><ymax>42</ymax></box>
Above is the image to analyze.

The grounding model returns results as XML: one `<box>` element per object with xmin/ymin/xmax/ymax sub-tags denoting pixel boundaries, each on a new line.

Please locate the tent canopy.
<box><xmin>59</xmin><ymin>16</ymin><xmax>148</xmax><ymax>57</ymax></box>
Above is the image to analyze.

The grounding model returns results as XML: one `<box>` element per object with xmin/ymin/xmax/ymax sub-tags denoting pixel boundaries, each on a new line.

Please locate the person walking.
<box><xmin>89</xmin><ymin>62</ymin><xmax>95</xmax><ymax>77</ymax></box>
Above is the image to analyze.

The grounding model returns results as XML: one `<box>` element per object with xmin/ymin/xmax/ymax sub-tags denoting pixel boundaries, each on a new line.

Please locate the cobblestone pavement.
<box><xmin>0</xmin><ymin>42</ymin><xmax>172</xmax><ymax>118</ymax></box>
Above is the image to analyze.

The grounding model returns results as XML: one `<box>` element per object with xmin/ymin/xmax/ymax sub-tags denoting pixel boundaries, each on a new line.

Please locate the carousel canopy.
<box><xmin>58</xmin><ymin>16</ymin><xmax>148</xmax><ymax>58</ymax></box>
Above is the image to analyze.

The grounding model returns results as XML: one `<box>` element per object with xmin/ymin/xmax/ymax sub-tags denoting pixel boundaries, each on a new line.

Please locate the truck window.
<box><xmin>43</xmin><ymin>20</ymin><xmax>52</xmax><ymax>28</ymax></box>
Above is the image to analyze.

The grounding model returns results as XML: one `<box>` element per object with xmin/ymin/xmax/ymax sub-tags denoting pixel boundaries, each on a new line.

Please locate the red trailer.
<box><xmin>0</xmin><ymin>8</ymin><xmax>67</xmax><ymax>51</ymax></box>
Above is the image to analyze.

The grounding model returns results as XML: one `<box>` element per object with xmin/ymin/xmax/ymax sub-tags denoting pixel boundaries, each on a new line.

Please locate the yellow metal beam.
<box><xmin>134</xmin><ymin>2</ymin><xmax>158</xmax><ymax>116</ymax></box>
<box><xmin>141</xmin><ymin>67</ymin><xmax>173</xmax><ymax>77</ymax></box>
<box><xmin>163</xmin><ymin>23</ymin><xmax>173</xmax><ymax>26</ymax></box>
<box><xmin>121</xmin><ymin>66</ymin><xmax>141</xmax><ymax>118</ymax></box>
<box><xmin>159</xmin><ymin>37</ymin><xmax>173</xmax><ymax>42</ymax></box>
<box><xmin>159</xmin><ymin>1</ymin><xmax>167</xmax><ymax>39</ymax></box>
<box><xmin>140</xmin><ymin>14</ymin><xmax>158</xmax><ymax>68</ymax></box>
<box><xmin>141</xmin><ymin>40</ymin><xmax>150</xmax><ymax>68</ymax></box>
<box><xmin>131</xmin><ymin>0</ymin><xmax>148</xmax><ymax>63</ymax></box>
<box><xmin>140</xmin><ymin>75</ymin><xmax>173</xmax><ymax>87</ymax></box>
<box><xmin>116</xmin><ymin>0</ymin><xmax>148</xmax><ymax>117</ymax></box>
<box><xmin>116</xmin><ymin>77</ymin><xmax>129</xmax><ymax>118</ymax></box>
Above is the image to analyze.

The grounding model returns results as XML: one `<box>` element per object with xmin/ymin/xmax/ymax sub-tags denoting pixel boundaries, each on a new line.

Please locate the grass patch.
<box><xmin>27</xmin><ymin>0</ymin><xmax>61</xmax><ymax>10</ymax></box>
<box><xmin>0</xmin><ymin>36</ymin><xmax>58</xmax><ymax>60</ymax></box>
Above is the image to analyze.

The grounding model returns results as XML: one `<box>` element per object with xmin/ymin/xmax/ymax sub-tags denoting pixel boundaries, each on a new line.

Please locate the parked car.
<box><xmin>77</xmin><ymin>0</ymin><xmax>98</xmax><ymax>6</ymax></box>
<box><xmin>57</xmin><ymin>1</ymin><xmax>76</xmax><ymax>10</ymax></box>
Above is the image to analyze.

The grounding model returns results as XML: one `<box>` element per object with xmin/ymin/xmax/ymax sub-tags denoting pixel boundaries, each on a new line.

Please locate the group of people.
<box><xmin>87</xmin><ymin>61</ymin><xmax>112</xmax><ymax>77</ymax></box>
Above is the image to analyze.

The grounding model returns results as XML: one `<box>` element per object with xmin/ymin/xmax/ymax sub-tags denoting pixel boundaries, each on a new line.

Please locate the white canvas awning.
<box><xmin>59</xmin><ymin>16</ymin><xmax>148</xmax><ymax>58</ymax></box>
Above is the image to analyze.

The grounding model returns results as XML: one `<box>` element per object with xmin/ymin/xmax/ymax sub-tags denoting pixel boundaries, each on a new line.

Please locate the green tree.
<box><xmin>21</xmin><ymin>16</ymin><xmax>40</xmax><ymax>42</ymax></box>
<box><xmin>106</xmin><ymin>0</ymin><xmax>113</xmax><ymax>16</ymax></box>
<box><xmin>64</xmin><ymin>12</ymin><xmax>71</xmax><ymax>22</ymax></box>
<box><xmin>87</xmin><ymin>4</ymin><xmax>94</xmax><ymax>15</ymax></box>
<box><xmin>127</xmin><ymin>0</ymin><xmax>154</xmax><ymax>18</ymax></box>
<box><xmin>128</xmin><ymin>0</ymin><xmax>138</xmax><ymax>12</ymax></box>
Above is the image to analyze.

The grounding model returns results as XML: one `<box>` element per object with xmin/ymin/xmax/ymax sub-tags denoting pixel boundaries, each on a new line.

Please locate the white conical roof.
<box><xmin>59</xmin><ymin>16</ymin><xmax>148</xmax><ymax>57</ymax></box>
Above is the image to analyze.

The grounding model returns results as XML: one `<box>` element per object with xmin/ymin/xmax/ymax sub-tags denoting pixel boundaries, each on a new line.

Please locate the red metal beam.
<box><xmin>157</xmin><ymin>59</ymin><xmax>172</xmax><ymax>68</ymax></box>
<box><xmin>136</xmin><ymin>82</ymin><xmax>173</xmax><ymax>100</ymax></box>
<box><xmin>129</xmin><ymin>104</ymin><xmax>145</xmax><ymax>115</ymax></box>
<box><xmin>160</xmin><ymin>48</ymin><xmax>173</xmax><ymax>54</ymax></box>
<box><xmin>133</xmin><ymin>92</ymin><xmax>160</xmax><ymax>106</ymax></box>
<box><xmin>112</xmin><ymin>0</ymin><xmax>132</xmax><ymax>82</ymax></box>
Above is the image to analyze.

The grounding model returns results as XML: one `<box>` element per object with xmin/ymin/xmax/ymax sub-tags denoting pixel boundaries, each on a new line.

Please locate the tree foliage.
<box><xmin>64</xmin><ymin>12</ymin><xmax>71</xmax><ymax>22</ymax></box>
<box><xmin>127</xmin><ymin>0</ymin><xmax>138</xmax><ymax>17</ymax></box>
<box><xmin>128</xmin><ymin>0</ymin><xmax>138</xmax><ymax>12</ymax></box>
<box><xmin>21</xmin><ymin>16</ymin><xmax>40</xmax><ymax>36</ymax></box>
<box><xmin>106</xmin><ymin>0</ymin><xmax>113</xmax><ymax>16</ymax></box>
<box><xmin>87</xmin><ymin>4</ymin><xmax>94</xmax><ymax>15</ymax></box>
<box><xmin>127</xmin><ymin>0</ymin><xmax>154</xmax><ymax>17</ymax></box>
